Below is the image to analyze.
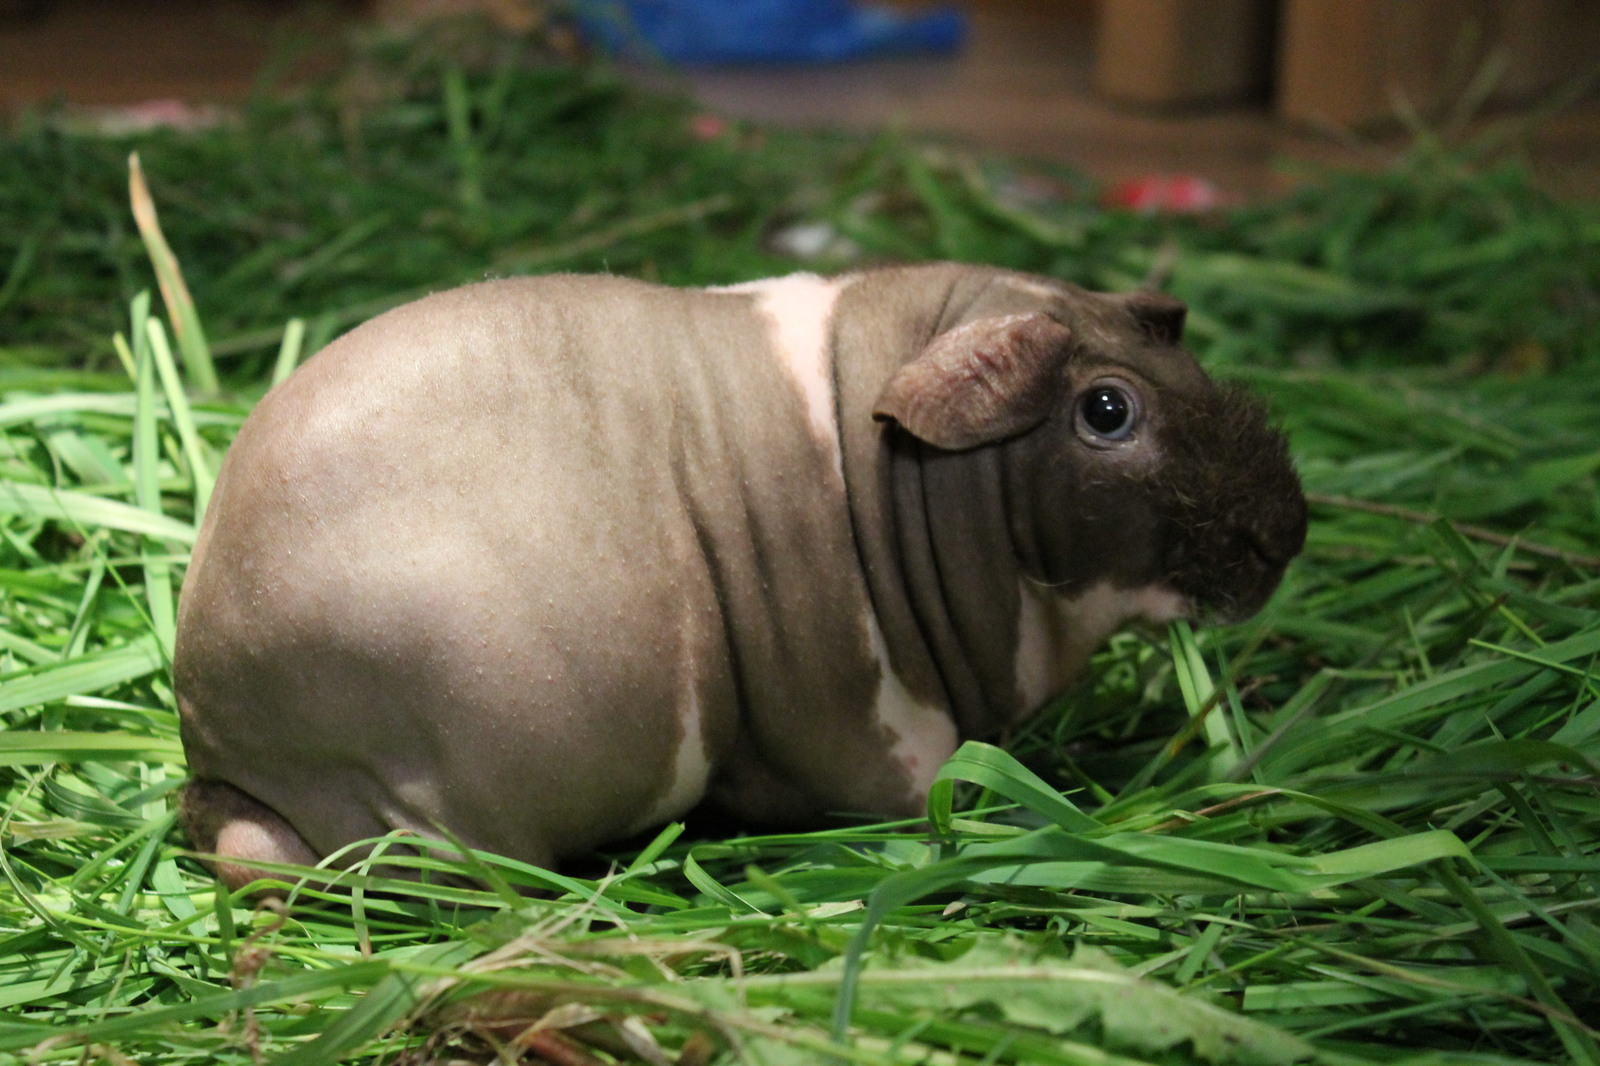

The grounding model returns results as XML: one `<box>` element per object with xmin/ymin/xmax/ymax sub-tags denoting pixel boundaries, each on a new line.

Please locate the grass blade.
<box><xmin>128</xmin><ymin>153</ymin><xmax>218</xmax><ymax>394</ymax></box>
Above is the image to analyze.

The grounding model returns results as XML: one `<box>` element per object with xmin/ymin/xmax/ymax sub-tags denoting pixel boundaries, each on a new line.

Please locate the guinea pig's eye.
<box><xmin>1077</xmin><ymin>384</ymin><xmax>1138</xmax><ymax>442</ymax></box>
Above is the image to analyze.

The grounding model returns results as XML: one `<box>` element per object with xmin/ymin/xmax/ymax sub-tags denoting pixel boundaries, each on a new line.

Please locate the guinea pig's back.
<box><xmin>173</xmin><ymin>276</ymin><xmax>733</xmax><ymax>866</ymax></box>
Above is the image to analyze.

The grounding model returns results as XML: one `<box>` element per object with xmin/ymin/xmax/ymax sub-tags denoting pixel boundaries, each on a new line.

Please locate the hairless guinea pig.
<box><xmin>175</xmin><ymin>263</ymin><xmax>1307</xmax><ymax>889</ymax></box>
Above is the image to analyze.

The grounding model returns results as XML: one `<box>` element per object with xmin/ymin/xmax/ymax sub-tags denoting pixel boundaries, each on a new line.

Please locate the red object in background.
<box><xmin>1104</xmin><ymin>174</ymin><xmax>1227</xmax><ymax>214</ymax></box>
<box><xmin>690</xmin><ymin>113</ymin><xmax>729</xmax><ymax>140</ymax></box>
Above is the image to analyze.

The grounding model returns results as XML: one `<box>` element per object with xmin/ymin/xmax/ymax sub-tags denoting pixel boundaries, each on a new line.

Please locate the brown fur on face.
<box><xmin>1147</xmin><ymin>382</ymin><xmax>1307</xmax><ymax>622</ymax></box>
<box><xmin>930</xmin><ymin>281</ymin><xmax>1305</xmax><ymax>624</ymax></box>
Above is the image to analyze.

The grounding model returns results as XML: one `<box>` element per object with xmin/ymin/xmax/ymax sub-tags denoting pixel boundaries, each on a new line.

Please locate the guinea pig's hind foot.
<box><xmin>179</xmin><ymin>778</ymin><xmax>322</xmax><ymax>896</ymax></box>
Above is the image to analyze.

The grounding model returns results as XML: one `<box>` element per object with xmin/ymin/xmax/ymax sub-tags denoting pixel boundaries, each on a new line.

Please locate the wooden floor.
<box><xmin>677</xmin><ymin>2</ymin><xmax>1600</xmax><ymax>199</ymax></box>
<box><xmin>1</xmin><ymin>0</ymin><xmax>1596</xmax><ymax>200</ymax></box>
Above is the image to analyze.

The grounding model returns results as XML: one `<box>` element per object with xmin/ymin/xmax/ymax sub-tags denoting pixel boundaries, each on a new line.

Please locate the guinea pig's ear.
<box><xmin>872</xmin><ymin>312</ymin><xmax>1074</xmax><ymax>450</ymax></box>
<box><xmin>1116</xmin><ymin>290</ymin><xmax>1187</xmax><ymax>346</ymax></box>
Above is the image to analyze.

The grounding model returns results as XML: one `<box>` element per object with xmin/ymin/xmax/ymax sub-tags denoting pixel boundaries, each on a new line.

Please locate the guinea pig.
<box><xmin>174</xmin><ymin>263</ymin><xmax>1306</xmax><ymax>889</ymax></box>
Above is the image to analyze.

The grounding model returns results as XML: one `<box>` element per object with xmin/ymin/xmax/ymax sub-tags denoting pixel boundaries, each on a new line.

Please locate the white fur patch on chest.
<box><xmin>1014</xmin><ymin>579</ymin><xmax>1189</xmax><ymax>716</ymax></box>
<box><xmin>866</xmin><ymin>612</ymin><xmax>958</xmax><ymax>806</ymax></box>
<box><xmin>713</xmin><ymin>274</ymin><xmax>851</xmax><ymax>479</ymax></box>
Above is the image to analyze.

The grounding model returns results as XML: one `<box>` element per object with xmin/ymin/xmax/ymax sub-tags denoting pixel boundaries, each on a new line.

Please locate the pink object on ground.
<box><xmin>62</xmin><ymin>99</ymin><xmax>226</xmax><ymax>136</ymax></box>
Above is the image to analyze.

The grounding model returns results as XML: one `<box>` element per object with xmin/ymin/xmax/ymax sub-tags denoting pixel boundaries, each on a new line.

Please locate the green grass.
<box><xmin>3</xmin><ymin>35</ymin><xmax>1600</xmax><ymax>1066</ymax></box>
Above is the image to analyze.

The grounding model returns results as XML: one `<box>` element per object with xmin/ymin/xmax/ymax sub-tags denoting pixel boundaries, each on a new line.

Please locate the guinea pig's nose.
<box><xmin>1252</xmin><ymin>497</ymin><xmax>1309</xmax><ymax>568</ymax></box>
<box><xmin>1238</xmin><ymin>530</ymin><xmax>1285</xmax><ymax>571</ymax></box>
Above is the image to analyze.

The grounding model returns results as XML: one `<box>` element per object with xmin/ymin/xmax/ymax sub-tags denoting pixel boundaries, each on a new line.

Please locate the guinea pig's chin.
<box><xmin>1187</xmin><ymin>574</ymin><xmax>1283</xmax><ymax>627</ymax></box>
<box><xmin>1130</xmin><ymin>585</ymin><xmax>1191</xmax><ymax>627</ymax></box>
<box><xmin>1097</xmin><ymin>584</ymin><xmax>1192</xmax><ymax>638</ymax></box>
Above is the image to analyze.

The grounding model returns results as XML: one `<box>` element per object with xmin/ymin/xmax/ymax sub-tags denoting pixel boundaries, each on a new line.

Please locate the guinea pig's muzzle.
<box><xmin>1153</xmin><ymin>384</ymin><xmax>1308</xmax><ymax>626</ymax></box>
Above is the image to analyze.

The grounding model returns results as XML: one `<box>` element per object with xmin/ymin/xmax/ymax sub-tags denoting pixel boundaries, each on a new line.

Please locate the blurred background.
<box><xmin>1</xmin><ymin>0</ymin><xmax>1596</xmax><ymax>199</ymax></box>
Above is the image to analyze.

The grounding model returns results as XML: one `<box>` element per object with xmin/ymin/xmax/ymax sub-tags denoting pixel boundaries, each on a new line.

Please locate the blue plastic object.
<box><xmin>579</xmin><ymin>0</ymin><xmax>967</xmax><ymax>65</ymax></box>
